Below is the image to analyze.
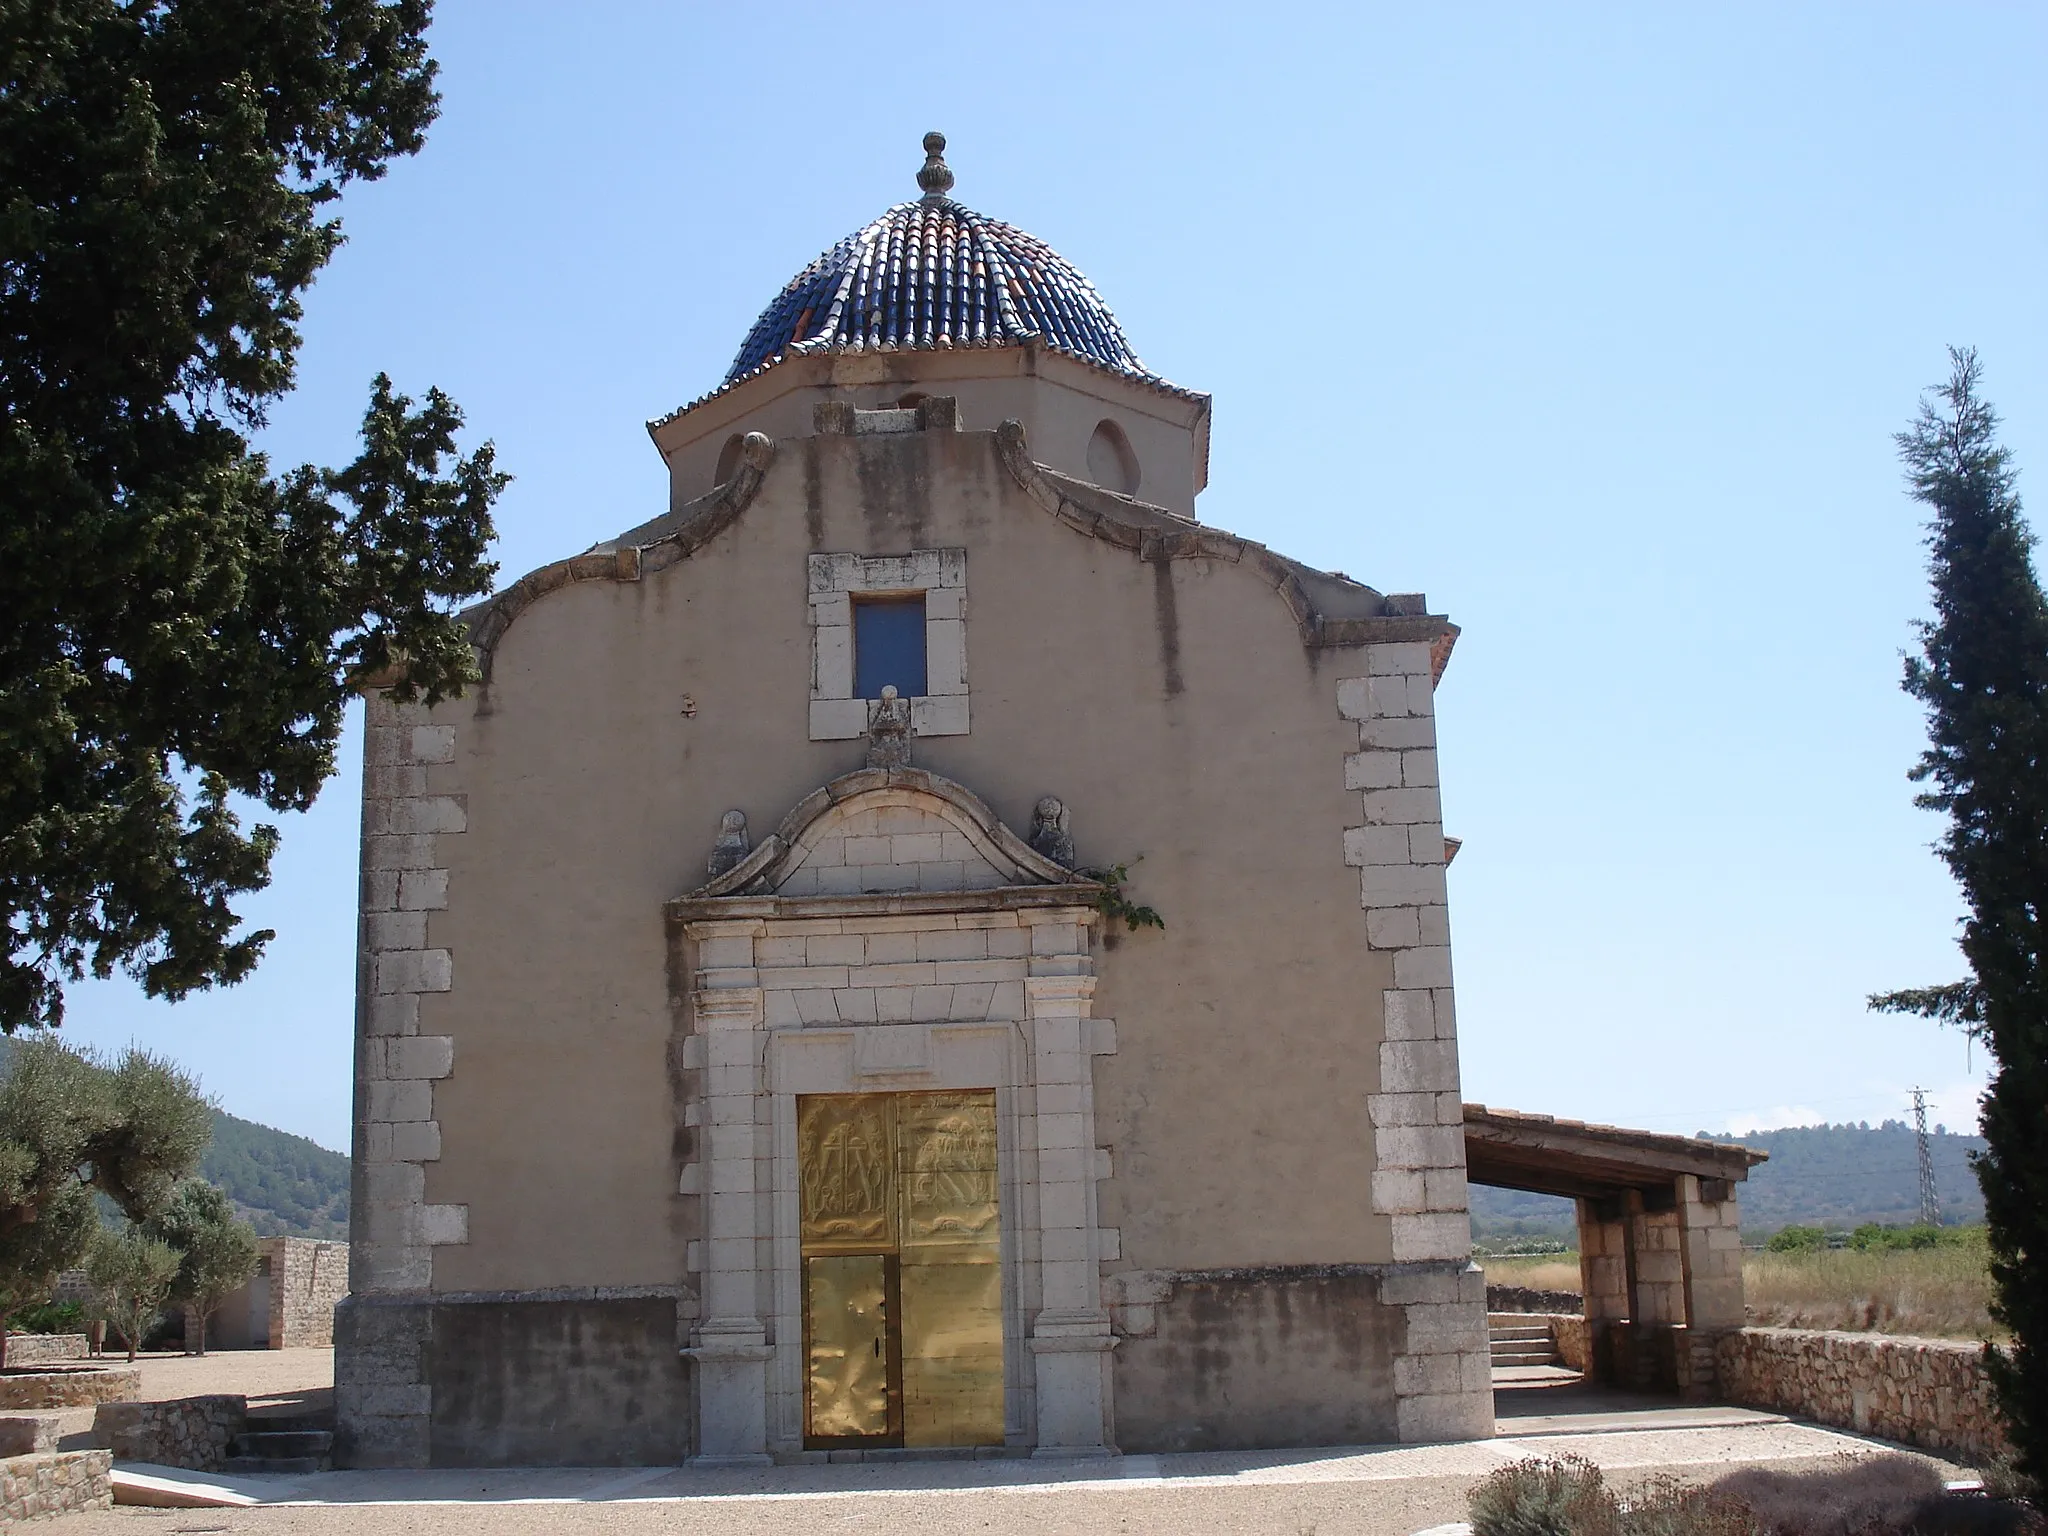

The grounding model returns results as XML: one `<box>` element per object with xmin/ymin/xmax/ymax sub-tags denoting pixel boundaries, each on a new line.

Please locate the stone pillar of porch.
<box><xmin>1577</xmin><ymin>1197</ymin><xmax>1632</xmax><ymax>1386</ymax></box>
<box><xmin>1024</xmin><ymin>964</ymin><xmax>1117</xmax><ymax>1458</ymax></box>
<box><xmin>1676</xmin><ymin>1175</ymin><xmax>1745</xmax><ymax>1399</ymax></box>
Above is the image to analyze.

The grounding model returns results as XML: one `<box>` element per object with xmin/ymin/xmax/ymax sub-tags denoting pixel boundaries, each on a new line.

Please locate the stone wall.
<box><xmin>0</xmin><ymin>1337</ymin><xmax>86</xmax><ymax>1369</ymax></box>
<box><xmin>0</xmin><ymin>1368</ymin><xmax>138</xmax><ymax>1411</ymax></box>
<box><xmin>93</xmin><ymin>1396</ymin><xmax>246</xmax><ymax>1473</ymax></box>
<box><xmin>269</xmin><ymin>1239</ymin><xmax>349</xmax><ymax>1348</ymax></box>
<box><xmin>1717</xmin><ymin>1327</ymin><xmax>2007</xmax><ymax>1465</ymax></box>
<box><xmin>1486</xmin><ymin>1285</ymin><xmax>1581</xmax><ymax>1314</ymax></box>
<box><xmin>1553</xmin><ymin>1314</ymin><xmax>1590</xmax><ymax>1374</ymax></box>
<box><xmin>1107</xmin><ymin>1265</ymin><xmax>1405</xmax><ymax>1452</ymax></box>
<box><xmin>335</xmin><ymin>1291</ymin><xmax>691</xmax><ymax>1469</ymax></box>
<box><xmin>0</xmin><ymin>1450</ymin><xmax>112</xmax><ymax>1524</ymax></box>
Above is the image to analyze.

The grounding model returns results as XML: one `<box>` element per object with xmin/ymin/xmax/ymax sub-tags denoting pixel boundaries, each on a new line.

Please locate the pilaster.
<box><xmin>684</xmin><ymin>942</ymin><xmax>773</xmax><ymax>1466</ymax></box>
<box><xmin>1025</xmin><ymin>963</ymin><xmax>1116</xmax><ymax>1456</ymax></box>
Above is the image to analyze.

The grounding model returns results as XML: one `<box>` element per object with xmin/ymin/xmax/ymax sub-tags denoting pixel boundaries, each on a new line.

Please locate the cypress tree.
<box><xmin>1872</xmin><ymin>349</ymin><xmax>2048</xmax><ymax>1486</ymax></box>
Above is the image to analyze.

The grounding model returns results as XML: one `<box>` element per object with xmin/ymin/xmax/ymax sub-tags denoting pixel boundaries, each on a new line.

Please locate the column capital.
<box><xmin>694</xmin><ymin>986</ymin><xmax>764</xmax><ymax>1027</ymax></box>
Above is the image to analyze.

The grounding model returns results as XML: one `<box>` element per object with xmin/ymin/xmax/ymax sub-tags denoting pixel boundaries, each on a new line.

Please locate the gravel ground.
<box><xmin>51</xmin><ymin>1418</ymin><xmax>1959</xmax><ymax>1536</ymax></box>
<box><xmin>98</xmin><ymin>1349</ymin><xmax>334</xmax><ymax>1411</ymax></box>
<box><xmin>49</xmin><ymin>1348</ymin><xmax>333</xmax><ymax>1451</ymax></box>
<box><xmin>24</xmin><ymin>1350</ymin><xmax>1966</xmax><ymax>1536</ymax></box>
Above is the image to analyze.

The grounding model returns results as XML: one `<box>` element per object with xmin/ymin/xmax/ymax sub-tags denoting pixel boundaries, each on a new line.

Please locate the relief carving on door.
<box><xmin>798</xmin><ymin>1091</ymin><xmax>1003</xmax><ymax>1448</ymax></box>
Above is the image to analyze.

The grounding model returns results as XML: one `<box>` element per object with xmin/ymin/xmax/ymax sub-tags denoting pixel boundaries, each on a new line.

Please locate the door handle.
<box><xmin>874</xmin><ymin>1337</ymin><xmax>882</xmax><ymax>1359</ymax></box>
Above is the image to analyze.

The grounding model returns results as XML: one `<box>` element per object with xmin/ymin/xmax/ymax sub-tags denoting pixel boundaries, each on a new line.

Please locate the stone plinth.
<box><xmin>0</xmin><ymin>1368</ymin><xmax>140</xmax><ymax>1411</ymax></box>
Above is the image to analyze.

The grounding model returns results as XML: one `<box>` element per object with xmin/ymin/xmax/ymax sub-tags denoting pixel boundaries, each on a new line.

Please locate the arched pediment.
<box><xmin>695</xmin><ymin>768</ymin><xmax>1074</xmax><ymax>900</ymax></box>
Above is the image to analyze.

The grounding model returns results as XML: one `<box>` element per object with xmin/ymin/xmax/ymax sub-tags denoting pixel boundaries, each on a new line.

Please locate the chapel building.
<box><xmin>336</xmin><ymin>134</ymin><xmax>1492</xmax><ymax>1467</ymax></box>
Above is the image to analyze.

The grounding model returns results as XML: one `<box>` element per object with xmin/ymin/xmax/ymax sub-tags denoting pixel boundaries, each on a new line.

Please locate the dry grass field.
<box><xmin>1481</xmin><ymin>1242</ymin><xmax>2001</xmax><ymax>1340</ymax></box>
<box><xmin>1481</xmin><ymin>1254</ymin><xmax>1582</xmax><ymax>1293</ymax></box>
<box><xmin>1742</xmin><ymin>1242</ymin><xmax>1999</xmax><ymax>1339</ymax></box>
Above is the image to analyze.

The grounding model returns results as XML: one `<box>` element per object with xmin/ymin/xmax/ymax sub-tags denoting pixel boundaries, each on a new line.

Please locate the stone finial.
<box><xmin>916</xmin><ymin>131</ymin><xmax>955</xmax><ymax>201</ymax></box>
<box><xmin>705</xmin><ymin>810</ymin><xmax>750</xmax><ymax>878</ymax></box>
<box><xmin>1028</xmin><ymin>796</ymin><xmax>1075</xmax><ymax>869</ymax></box>
<box><xmin>866</xmin><ymin>686</ymin><xmax>913</xmax><ymax>768</ymax></box>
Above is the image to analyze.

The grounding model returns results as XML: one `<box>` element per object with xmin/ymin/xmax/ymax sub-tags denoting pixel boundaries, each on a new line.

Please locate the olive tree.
<box><xmin>0</xmin><ymin>1038</ymin><xmax>211</xmax><ymax>1366</ymax></box>
<box><xmin>147</xmin><ymin>1181</ymin><xmax>259</xmax><ymax>1356</ymax></box>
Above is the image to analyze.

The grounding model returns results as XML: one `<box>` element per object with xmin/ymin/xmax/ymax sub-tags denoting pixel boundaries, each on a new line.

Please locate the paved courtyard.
<box><xmin>33</xmin><ymin>1350</ymin><xmax>1967</xmax><ymax>1534</ymax></box>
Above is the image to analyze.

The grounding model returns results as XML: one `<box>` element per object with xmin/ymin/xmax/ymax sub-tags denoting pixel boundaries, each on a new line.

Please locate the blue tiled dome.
<box><xmin>722</xmin><ymin>134</ymin><xmax>1154</xmax><ymax>388</ymax></box>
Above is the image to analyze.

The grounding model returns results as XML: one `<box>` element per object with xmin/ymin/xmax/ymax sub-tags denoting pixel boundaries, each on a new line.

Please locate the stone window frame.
<box><xmin>808</xmin><ymin>549</ymin><xmax>968</xmax><ymax>741</ymax></box>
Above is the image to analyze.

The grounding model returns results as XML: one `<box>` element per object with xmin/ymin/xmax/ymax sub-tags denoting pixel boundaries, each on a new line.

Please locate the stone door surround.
<box><xmin>669</xmin><ymin>768</ymin><xmax>1121</xmax><ymax>1462</ymax></box>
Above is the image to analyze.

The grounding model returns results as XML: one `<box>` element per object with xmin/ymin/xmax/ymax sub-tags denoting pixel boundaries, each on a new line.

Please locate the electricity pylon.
<box><xmin>1912</xmin><ymin>1087</ymin><xmax>1942</xmax><ymax>1228</ymax></box>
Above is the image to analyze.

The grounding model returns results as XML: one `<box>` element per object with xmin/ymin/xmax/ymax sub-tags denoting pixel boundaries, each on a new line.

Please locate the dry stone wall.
<box><xmin>0</xmin><ymin>1369</ymin><xmax>137</xmax><ymax>1411</ymax></box>
<box><xmin>1718</xmin><ymin>1327</ymin><xmax>2006</xmax><ymax>1465</ymax></box>
<box><xmin>0</xmin><ymin>1450</ymin><xmax>112</xmax><ymax>1524</ymax></box>
<box><xmin>93</xmin><ymin>1396</ymin><xmax>246</xmax><ymax>1473</ymax></box>
<box><xmin>0</xmin><ymin>1338</ymin><xmax>85</xmax><ymax>1369</ymax></box>
<box><xmin>1486</xmin><ymin>1286</ymin><xmax>1582</xmax><ymax>1314</ymax></box>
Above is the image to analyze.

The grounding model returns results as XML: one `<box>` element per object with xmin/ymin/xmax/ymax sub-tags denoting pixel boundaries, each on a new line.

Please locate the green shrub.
<box><xmin>1767</xmin><ymin>1225</ymin><xmax>1830</xmax><ymax>1253</ymax></box>
<box><xmin>1612</xmin><ymin>1475</ymin><xmax>1758</xmax><ymax>1536</ymax></box>
<box><xmin>5</xmin><ymin>1300</ymin><xmax>83</xmax><ymax>1335</ymax></box>
<box><xmin>1470</xmin><ymin>1455</ymin><xmax>1617</xmax><ymax>1536</ymax></box>
<box><xmin>1713</xmin><ymin>1454</ymin><xmax>1948</xmax><ymax>1535</ymax></box>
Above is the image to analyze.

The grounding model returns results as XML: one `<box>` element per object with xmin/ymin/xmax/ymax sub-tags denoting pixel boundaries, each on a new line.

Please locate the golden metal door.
<box><xmin>798</xmin><ymin>1090</ymin><xmax>1003</xmax><ymax>1449</ymax></box>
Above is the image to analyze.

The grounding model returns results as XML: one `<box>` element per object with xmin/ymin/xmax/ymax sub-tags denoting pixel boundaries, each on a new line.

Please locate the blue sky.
<box><xmin>55</xmin><ymin>2</ymin><xmax>2046</xmax><ymax>1153</ymax></box>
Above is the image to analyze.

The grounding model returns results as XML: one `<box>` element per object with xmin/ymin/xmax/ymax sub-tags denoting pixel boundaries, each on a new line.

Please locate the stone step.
<box><xmin>244</xmin><ymin>1410</ymin><xmax>335</xmax><ymax>1436</ymax></box>
<box><xmin>231</xmin><ymin>1430</ymin><xmax>331</xmax><ymax>1460</ymax></box>
<box><xmin>223</xmin><ymin>1454</ymin><xmax>326</xmax><ymax>1476</ymax></box>
<box><xmin>1488</xmin><ymin>1323</ymin><xmax>1553</xmax><ymax>1339</ymax></box>
<box><xmin>1491</xmin><ymin>1347</ymin><xmax>1560</xmax><ymax>1367</ymax></box>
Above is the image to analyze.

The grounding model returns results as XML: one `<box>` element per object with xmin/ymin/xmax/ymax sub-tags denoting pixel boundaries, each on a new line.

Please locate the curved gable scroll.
<box><xmin>461</xmin><ymin>432</ymin><xmax>777</xmax><ymax>681</ymax></box>
<box><xmin>691</xmin><ymin>768</ymin><xmax>1077</xmax><ymax>901</ymax></box>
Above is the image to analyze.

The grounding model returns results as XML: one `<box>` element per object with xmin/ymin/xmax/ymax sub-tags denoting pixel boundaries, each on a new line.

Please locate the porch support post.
<box><xmin>1024</xmin><ymin>960</ymin><xmax>1117</xmax><ymax>1457</ymax></box>
<box><xmin>1676</xmin><ymin>1174</ymin><xmax>1745</xmax><ymax>1399</ymax></box>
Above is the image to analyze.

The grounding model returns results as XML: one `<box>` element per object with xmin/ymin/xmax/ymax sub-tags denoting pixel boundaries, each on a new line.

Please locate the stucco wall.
<box><xmin>419</xmin><ymin>424</ymin><xmax>1404</xmax><ymax>1297</ymax></box>
<box><xmin>652</xmin><ymin>348</ymin><xmax>1207</xmax><ymax>515</ymax></box>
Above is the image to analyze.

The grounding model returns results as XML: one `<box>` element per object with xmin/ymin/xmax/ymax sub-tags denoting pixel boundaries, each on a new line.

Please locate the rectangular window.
<box><xmin>853</xmin><ymin>595</ymin><xmax>927</xmax><ymax>699</ymax></box>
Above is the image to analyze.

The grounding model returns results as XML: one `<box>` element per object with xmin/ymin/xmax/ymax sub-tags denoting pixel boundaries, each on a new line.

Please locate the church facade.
<box><xmin>336</xmin><ymin>135</ymin><xmax>1492</xmax><ymax>1467</ymax></box>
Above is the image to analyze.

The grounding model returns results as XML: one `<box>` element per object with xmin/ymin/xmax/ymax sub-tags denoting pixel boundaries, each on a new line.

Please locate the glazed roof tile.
<box><xmin>650</xmin><ymin>135</ymin><xmax>1204</xmax><ymax>435</ymax></box>
<box><xmin>724</xmin><ymin>195</ymin><xmax>1156</xmax><ymax>386</ymax></box>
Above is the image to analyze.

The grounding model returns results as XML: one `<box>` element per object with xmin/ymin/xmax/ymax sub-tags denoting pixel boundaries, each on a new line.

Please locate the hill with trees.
<box><xmin>1470</xmin><ymin>1120</ymin><xmax>1986</xmax><ymax>1244</ymax></box>
<box><xmin>0</xmin><ymin>1041</ymin><xmax>349</xmax><ymax>1240</ymax></box>
<box><xmin>199</xmin><ymin>1111</ymin><xmax>349</xmax><ymax>1240</ymax></box>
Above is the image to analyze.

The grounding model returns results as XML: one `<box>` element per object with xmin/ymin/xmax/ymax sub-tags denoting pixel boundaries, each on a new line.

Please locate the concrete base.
<box><xmin>1111</xmin><ymin>1264</ymin><xmax>1490</xmax><ymax>1453</ymax></box>
<box><xmin>336</xmin><ymin>1292</ymin><xmax>691</xmax><ymax>1468</ymax></box>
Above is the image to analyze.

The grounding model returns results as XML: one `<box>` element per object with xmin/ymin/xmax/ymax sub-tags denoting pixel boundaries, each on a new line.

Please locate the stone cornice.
<box><xmin>671</xmin><ymin>887</ymin><xmax>1102</xmax><ymax>929</ymax></box>
<box><xmin>458</xmin><ymin>420</ymin><xmax>1458</xmax><ymax>685</ymax></box>
<box><xmin>992</xmin><ymin>421</ymin><xmax>1459</xmax><ymax>675</ymax></box>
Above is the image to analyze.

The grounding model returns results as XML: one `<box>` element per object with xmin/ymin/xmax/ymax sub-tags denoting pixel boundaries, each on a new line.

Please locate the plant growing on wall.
<box><xmin>0</xmin><ymin>1038</ymin><xmax>212</xmax><ymax>1368</ymax></box>
<box><xmin>0</xmin><ymin>0</ymin><xmax>507</xmax><ymax>1033</ymax></box>
<box><xmin>1083</xmin><ymin>862</ymin><xmax>1164</xmax><ymax>938</ymax></box>
<box><xmin>86</xmin><ymin>1227</ymin><xmax>181</xmax><ymax>1363</ymax></box>
<box><xmin>146</xmin><ymin>1181</ymin><xmax>259</xmax><ymax>1356</ymax></box>
<box><xmin>1870</xmin><ymin>348</ymin><xmax>2048</xmax><ymax>1491</ymax></box>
